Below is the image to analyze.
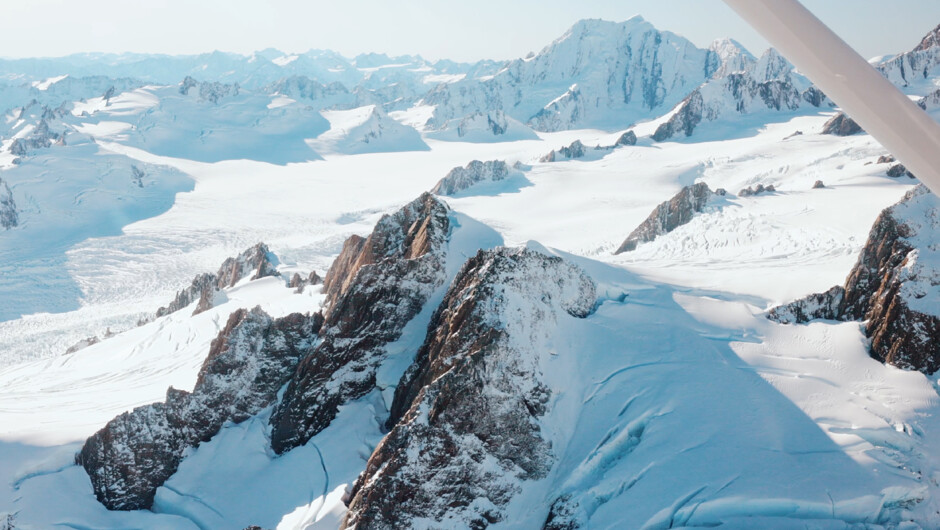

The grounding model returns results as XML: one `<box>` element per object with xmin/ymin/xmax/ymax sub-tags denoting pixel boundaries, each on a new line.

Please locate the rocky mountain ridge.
<box><xmin>769</xmin><ymin>184</ymin><xmax>940</xmax><ymax>373</ymax></box>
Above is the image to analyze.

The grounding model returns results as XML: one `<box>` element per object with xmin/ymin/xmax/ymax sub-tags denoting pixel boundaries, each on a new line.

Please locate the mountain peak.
<box><xmin>914</xmin><ymin>22</ymin><xmax>940</xmax><ymax>52</ymax></box>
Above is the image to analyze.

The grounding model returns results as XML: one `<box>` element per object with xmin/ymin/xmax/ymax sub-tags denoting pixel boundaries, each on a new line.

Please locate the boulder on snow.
<box><xmin>813</xmin><ymin>180</ymin><xmax>826</xmax><ymax>189</ymax></box>
<box><xmin>739</xmin><ymin>183</ymin><xmax>776</xmax><ymax>197</ymax></box>
<box><xmin>822</xmin><ymin>112</ymin><xmax>863</xmax><ymax>136</ymax></box>
<box><xmin>887</xmin><ymin>163</ymin><xmax>915</xmax><ymax>179</ymax></box>
<box><xmin>289</xmin><ymin>271</ymin><xmax>322</xmax><ymax>294</ymax></box>
<box><xmin>615</xmin><ymin>130</ymin><xmax>637</xmax><ymax>146</ymax></box>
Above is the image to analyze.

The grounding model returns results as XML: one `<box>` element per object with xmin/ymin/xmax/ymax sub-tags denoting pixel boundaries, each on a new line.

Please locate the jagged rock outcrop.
<box><xmin>615</xmin><ymin>130</ymin><xmax>637</xmax><ymax>146</ymax></box>
<box><xmin>887</xmin><ymin>163</ymin><xmax>915</xmax><ymax>179</ymax></box>
<box><xmin>651</xmin><ymin>49</ymin><xmax>828</xmax><ymax>141</ymax></box>
<box><xmin>739</xmin><ymin>183</ymin><xmax>776</xmax><ymax>197</ymax></box>
<box><xmin>528</xmin><ymin>84</ymin><xmax>584</xmax><ymax>132</ymax></box>
<box><xmin>269</xmin><ymin>192</ymin><xmax>451</xmax><ymax>453</ymax></box>
<box><xmin>540</xmin><ymin>140</ymin><xmax>587</xmax><ymax>162</ymax></box>
<box><xmin>64</xmin><ymin>329</ymin><xmax>115</xmax><ymax>355</ymax></box>
<box><xmin>289</xmin><ymin>271</ymin><xmax>322</xmax><ymax>293</ymax></box>
<box><xmin>769</xmin><ymin>185</ymin><xmax>940</xmax><ymax>373</ymax></box>
<box><xmin>0</xmin><ymin>177</ymin><xmax>17</xmax><ymax>230</ymax></box>
<box><xmin>9</xmin><ymin>119</ymin><xmax>63</xmax><ymax>156</ymax></box>
<box><xmin>813</xmin><ymin>180</ymin><xmax>826</xmax><ymax>189</ymax></box>
<box><xmin>154</xmin><ymin>243</ymin><xmax>280</xmax><ymax>319</ymax></box>
<box><xmin>615</xmin><ymin>182</ymin><xmax>715</xmax><ymax>254</ymax></box>
<box><xmin>78</xmin><ymin>307</ymin><xmax>322</xmax><ymax>510</ymax></box>
<box><xmin>342</xmin><ymin>247</ymin><xmax>596</xmax><ymax>529</ymax></box>
<box><xmin>879</xmin><ymin>23</ymin><xmax>940</xmax><ymax>87</ymax></box>
<box><xmin>822</xmin><ymin>112</ymin><xmax>863</xmax><ymax>136</ymax></box>
<box><xmin>652</xmin><ymin>90</ymin><xmax>703</xmax><ymax>141</ymax></box>
<box><xmin>767</xmin><ymin>286</ymin><xmax>845</xmax><ymax>324</ymax></box>
<box><xmin>877</xmin><ymin>155</ymin><xmax>897</xmax><ymax>164</ymax></box>
<box><xmin>431</xmin><ymin>160</ymin><xmax>510</xmax><ymax>196</ymax></box>
<box><xmin>179</xmin><ymin>76</ymin><xmax>239</xmax><ymax>103</ymax></box>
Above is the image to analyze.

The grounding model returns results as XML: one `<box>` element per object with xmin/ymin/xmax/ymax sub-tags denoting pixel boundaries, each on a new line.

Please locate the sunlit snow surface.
<box><xmin>1</xmin><ymin>97</ymin><xmax>939</xmax><ymax>529</ymax></box>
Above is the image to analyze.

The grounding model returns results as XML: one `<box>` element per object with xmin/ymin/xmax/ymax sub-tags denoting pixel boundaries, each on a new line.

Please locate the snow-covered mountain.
<box><xmin>3</xmin><ymin>14</ymin><xmax>940</xmax><ymax>530</ymax></box>
<box><xmin>652</xmin><ymin>47</ymin><xmax>829</xmax><ymax>141</ymax></box>
<box><xmin>879</xmin><ymin>22</ymin><xmax>940</xmax><ymax>90</ymax></box>
<box><xmin>308</xmin><ymin>105</ymin><xmax>429</xmax><ymax>155</ymax></box>
<box><xmin>419</xmin><ymin>16</ymin><xmax>720</xmax><ymax>134</ymax></box>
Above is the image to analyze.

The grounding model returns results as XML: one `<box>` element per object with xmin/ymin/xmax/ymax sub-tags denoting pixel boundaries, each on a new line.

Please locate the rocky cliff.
<box><xmin>269</xmin><ymin>192</ymin><xmax>451</xmax><ymax>453</ymax></box>
<box><xmin>431</xmin><ymin>160</ymin><xmax>510</xmax><ymax>196</ymax></box>
<box><xmin>879</xmin><ymin>23</ymin><xmax>940</xmax><ymax>87</ymax></box>
<box><xmin>342</xmin><ymin>247</ymin><xmax>596</xmax><ymax>529</ymax></box>
<box><xmin>0</xmin><ymin>177</ymin><xmax>16</xmax><ymax>229</ymax></box>
<box><xmin>78</xmin><ymin>307</ymin><xmax>322</xmax><ymax>510</ymax></box>
<box><xmin>769</xmin><ymin>185</ymin><xmax>940</xmax><ymax>373</ymax></box>
<box><xmin>822</xmin><ymin>112</ymin><xmax>863</xmax><ymax>136</ymax></box>
<box><xmin>154</xmin><ymin>243</ymin><xmax>280</xmax><ymax>319</ymax></box>
<box><xmin>652</xmin><ymin>49</ymin><xmax>828</xmax><ymax>141</ymax></box>
<box><xmin>615</xmin><ymin>182</ymin><xmax>716</xmax><ymax>253</ymax></box>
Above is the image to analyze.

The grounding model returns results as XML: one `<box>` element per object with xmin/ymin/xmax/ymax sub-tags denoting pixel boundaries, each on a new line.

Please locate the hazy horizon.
<box><xmin>0</xmin><ymin>1</ymin><xmax>938</xmax><ymax>64</ymax></box>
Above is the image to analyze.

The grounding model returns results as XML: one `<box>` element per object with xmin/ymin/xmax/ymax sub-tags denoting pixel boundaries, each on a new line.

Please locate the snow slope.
<box><xmin>1</xmin><ymin>15</ymin><xmax>940</xmax><ymax>530</ymax></box>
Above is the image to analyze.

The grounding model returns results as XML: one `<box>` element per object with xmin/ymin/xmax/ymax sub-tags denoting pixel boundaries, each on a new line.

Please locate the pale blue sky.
<box><xmin>1</xmin><ymin>0</ymin><xmax>938</xmax><ymax>61</ymax></box>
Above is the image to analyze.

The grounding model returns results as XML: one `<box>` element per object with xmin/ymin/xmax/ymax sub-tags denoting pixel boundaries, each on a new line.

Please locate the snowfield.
<box><xmin>1</xmin><ymin>16</ymin><xmax>940</xmax><ymax>530</ymax></box>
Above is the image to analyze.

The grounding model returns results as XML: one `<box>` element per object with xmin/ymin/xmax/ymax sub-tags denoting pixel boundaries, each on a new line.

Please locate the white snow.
<box><xmin>0</xmin><ymin>20</ymin><xmax>939</xmax><ymax>530</ymax></box>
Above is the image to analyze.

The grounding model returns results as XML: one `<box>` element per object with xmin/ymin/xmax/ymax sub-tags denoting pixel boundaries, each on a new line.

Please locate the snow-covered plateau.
<box><xmin>2</xmin><ymin>15</ymin><xmax>940</xmax><ymax>530</ymax></box>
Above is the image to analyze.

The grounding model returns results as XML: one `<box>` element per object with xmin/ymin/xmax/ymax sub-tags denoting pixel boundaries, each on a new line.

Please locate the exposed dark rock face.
<box><xmin>822</xmin><ymin>112</ymin><xmax>863</xmax><ymax>136</ymax></box>
<box><xmin>289</xmin><ymin>271</ymin><xmax>322</xmax><ymax>293</ymax></box>
<box><xmin>342</xmin><ymin>247</ymin><xmax>596</xmax><ymax>529</ymax></box>
<box><xmin>179</xmin><ymin>76</ymin><xmax>239</xmax><ymax>104</ymax></box>
<box><xmin>540</xmin><ymin>140</ymin><xmax>588</xmax><ymax>163</ymax></box>
<box><xmin>0</xmin><ymin>177</ymin><xmax>17</xmax><ymax>230</ymax></box>
<box><xmin>768</xmin><ymin>286</ymin><xmax>844</xmax><ymax>324</ymax></box>
<box><xmin>131</xmin><ymin>165</ymin><xmax>145</xmax><ymax>188</ymax></box>
<box><xmin>154</xmin><ymin>243</ymin><xmax>280</xmax><ymax>319</ymax></box>
<box><xmin>877</xmin><ymin>155</ymin><xmax>897</xmax><ymax>164</ymax></box>
<box><xmin>739</xmin><ymin>183</ymin><xmax>776</xmax><ymax>197</ymax></box>
<box><xmin>9</xmin><ymin>119</ymin><xmax>63</xmax><ymax>156</ymax></box>
<box><xmin>879</xmin><ymin>24</ymin><xmax>940</xmax><ymax>86</ymax></box>
<box><xmin>914</xmin><ymin>22</ymin><xmax>940</xmax><ymax>52</ymax></box>
<box><xmin>813</xmin><ymin>180</ymin><xmax>826</xmax><ymax>189</ymax></box>
<box><xmin>769</xmin><ymin>185</ymin><xmax>940</xmax><ymax>373</ymax></box>
<box><xmin>431</xmin><ymin>160</ymin><xmax>510</xmax><ymax>196</ymax></box>
<box><xmin>651</xmin><ymin>51</ymin><xmax>829</xmax><ymax>143</ymax></box>
<box><xmin>616</xmin><ymin>130</ymin><xmax>638</xmax><ymax>146</ymax></box>
<box><xmin>615</xmin><ymin>182</ymin><xmax>714</xmax><ymax>254</ymax></box>
<box><xmin>887</xmin><ymin>163</ymin><xmax>915</xmax><ymax>179</ymax></box>
<box><xmin>269</xmin><ymin>192</ymin><xmax>451</xmax><ymax>454</ymax></box>
<box><xmin>78</xmin><ymin>307</ymin><xmax>322</xmax><ymax>510</ymax></box>
<box><xmin>559</xmin><ymin>140</ymin><xmax>585</xmax><ymax>159</ymax></box>
<box><xmin>652</xmin><ymin>90</ymin><xmax>703</xmax><ymax>141</ymax></box>
<box><xmin>64</xmin><ymin>329</ymin><xmax>115</xmax><ymax>355</ymax></box>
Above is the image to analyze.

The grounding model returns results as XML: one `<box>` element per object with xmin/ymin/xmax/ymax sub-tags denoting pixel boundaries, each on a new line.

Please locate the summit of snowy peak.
<box><xmin>709</xmin><ymin>38</ymin><xmax>756</xmax><ymax>77</ymax></box>
<box><xmin>749</xmin><ymin>48</ymin><xmax>794</xmax><ymax>83</ymax></box>
<box><xmin>309</xmin><ymin>104</ymin><xmax>429</xmax><ymax>154</ymax></box>
<box><xmin>879</xmin><ymin>23</ymin><xmax>940</xmax><ymax>88</ymax></box>
<box><xmin>914</xmin><ymin>22</ymin><xmax>940</xmax><ymax>52</ymax></box>
<box><xmin>423</xmin><ymin>16</ymin><xmax>714</xmax><ymax>133</ymax></box>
